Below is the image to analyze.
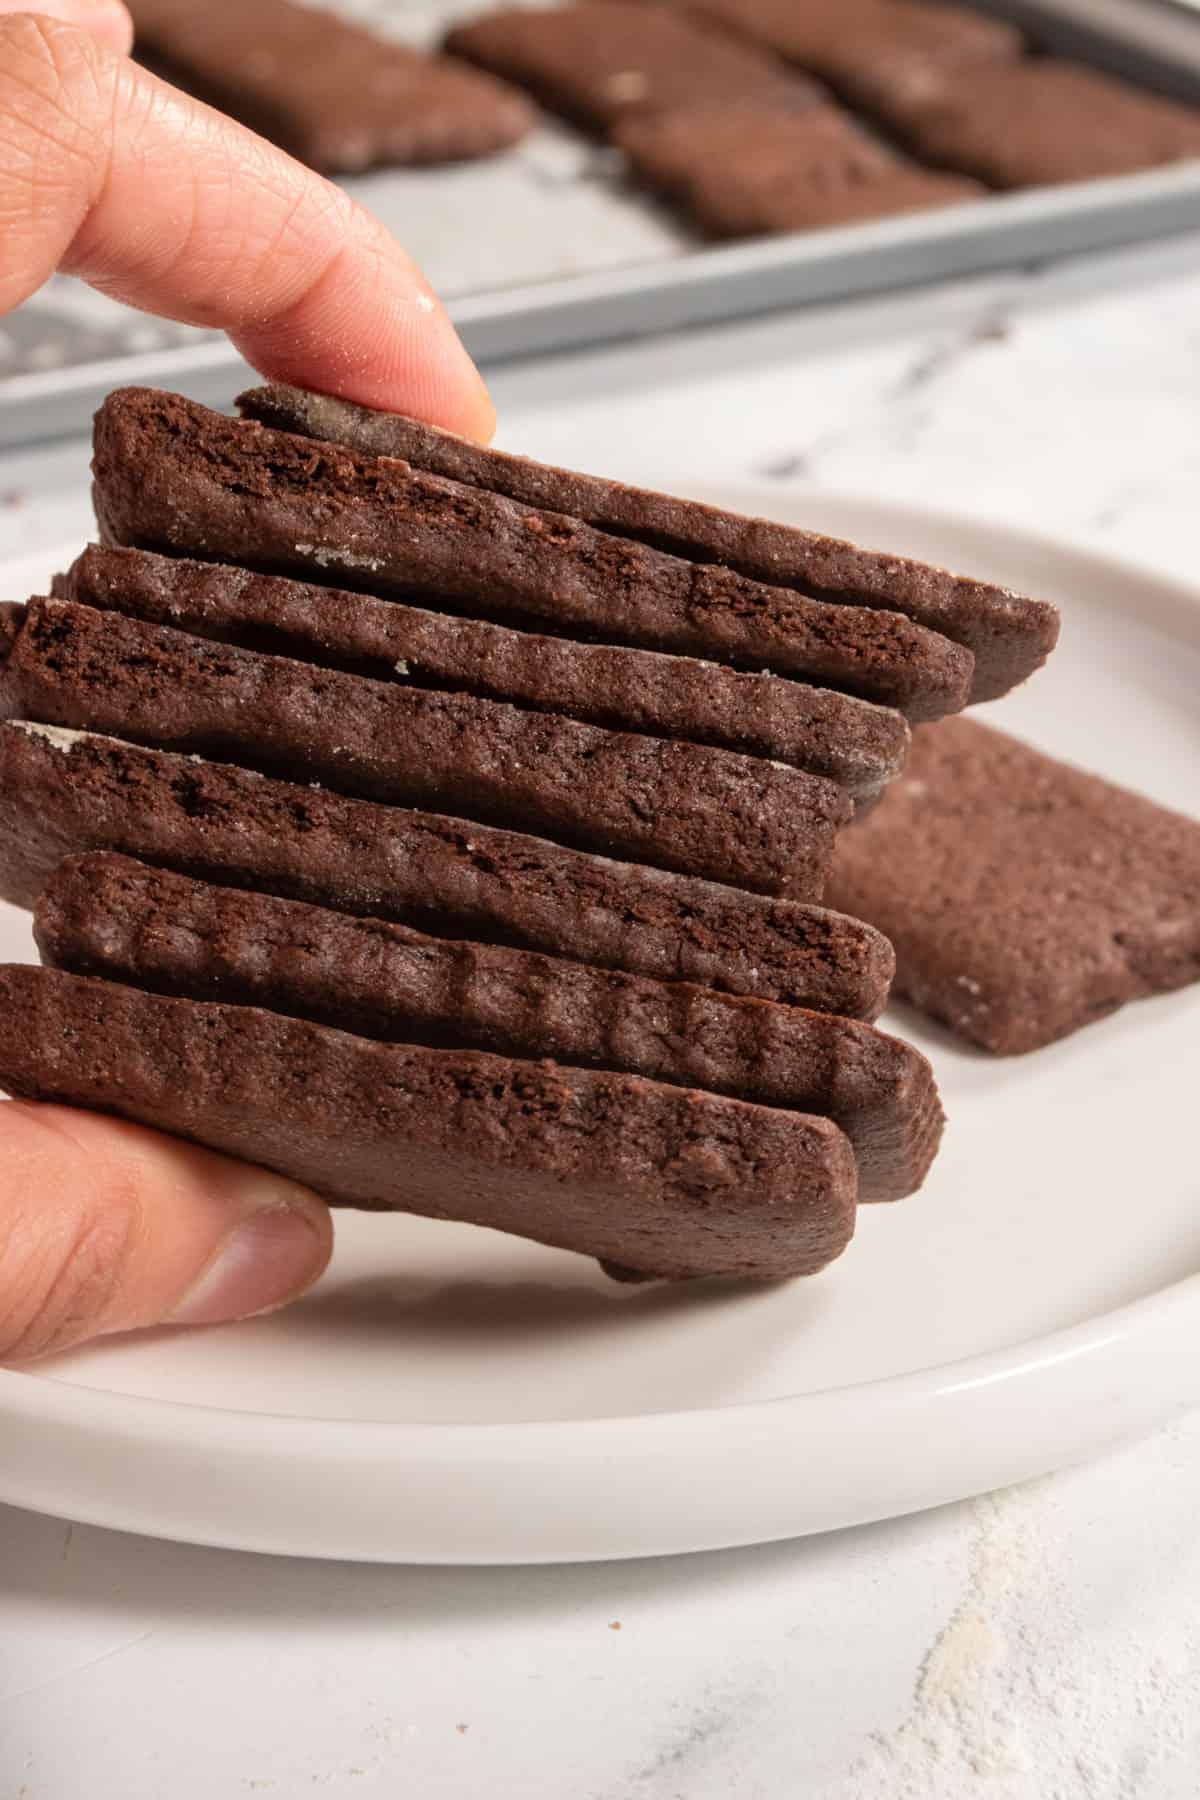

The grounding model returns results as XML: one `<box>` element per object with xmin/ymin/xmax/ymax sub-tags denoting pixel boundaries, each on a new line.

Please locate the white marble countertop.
<box><xmin>3</xmin><ymin>231</ymin><xmax>1200</xmax><ymax>1798</ymax></box>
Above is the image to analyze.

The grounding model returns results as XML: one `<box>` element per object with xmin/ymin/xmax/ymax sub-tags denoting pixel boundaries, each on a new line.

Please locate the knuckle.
<box><xmin>0</xmin><ymin>1183</ymin><xmax>140</xmax><ymax>1364</ymax></box>
<box><xmin>0</xmin><ymin>15</ymin><xmax>110</xmax><ymax>158</ymax></box>
<box><xmin>0</xmin><ymin>15</ymin><xmax>119</xmax><ymax>309</ymax></box>
<box><xmin>242</xmin><ymin>182</ymin><xmax>357</xmax><ymax>307</ymax></box>
<box><xmin>0</xmin><ymin>13</ymin><xmax>71</xmax><ymax>82</ymax></box>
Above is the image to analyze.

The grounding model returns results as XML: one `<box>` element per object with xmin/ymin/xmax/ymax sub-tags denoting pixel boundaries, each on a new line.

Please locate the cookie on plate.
<box><xmin>827</xmin><ymin>718</ymin><xmax>1200</xmax><ymax>1052</ymax></box>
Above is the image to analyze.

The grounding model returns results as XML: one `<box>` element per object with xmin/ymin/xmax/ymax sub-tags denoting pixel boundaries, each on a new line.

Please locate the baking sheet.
<box><xmin>5</xmin><ymin>0</ymin><xmax>1200</xmax><ymax>448</ymax></box>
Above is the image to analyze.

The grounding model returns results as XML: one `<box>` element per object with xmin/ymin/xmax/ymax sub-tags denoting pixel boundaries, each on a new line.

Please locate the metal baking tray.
<box><xmin>5</xmin><ymin>0</ymin><xmax>1200</xmax><ymax>449</ymax></box>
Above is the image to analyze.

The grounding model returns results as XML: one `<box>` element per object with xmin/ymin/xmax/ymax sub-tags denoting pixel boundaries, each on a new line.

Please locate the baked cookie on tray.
<box><xmin>629</xmin><ymin>0</ymin><xmax>1022</xmax><ymax>110</ymax></box>
<box><xmin>129</xmin><ymin>0</ymin><xmax>533</xmax><ymax>172</ymax></box>
<box><xmin>615</xmin><ymin>103</ymin><xmax>981</xmax><ymax>240</ymax></box>
<box><xmin>444</xmin><ymin>1</ymin><xmax>822</xmax><ymax>134</ymax></box>
<box><xmin>876</xmin><ymin>59</ymin><xmax>1200</xmax><ymax>188</ymax></box>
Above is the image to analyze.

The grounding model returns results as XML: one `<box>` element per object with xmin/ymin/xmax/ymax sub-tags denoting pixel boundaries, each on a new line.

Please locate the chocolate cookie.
<box><xmin>827</xmin><ymin>718</ymin><xmax>1200</xmax><ymax>1052</ymax></box>
<box><xmin>0</xmin><ymin>723</ymin><xmax>895</xmax><ymax>1018</ymax></box>
<box><xmin>129</xmin><ymin>0</ymin><xmax>533</xmax><ymax>172</ymax></box>
<box><xmin>239</xmin><ymin>383</ymin><xmax>1057</xmax><ymax>704</ymax></box>
<box><xmin>616</xmin><ymin>103</ymin><xmax>981</xmax><ymax>239</ymax></box>
<box><xmin>0</xmin><ymin>966</ymin><xmax>858</xmax><ymax>1282</ymax></box>
<box><xmin>58</xmin><ymin>546</ymin><xmax>910</xmax><ymax>801</ymax></box>
<box><xmin>444</xmin><ymin>2</ymin><xmax>820</xmax><ymax>134</ymax></box>
<box><xmin>0</xmin><ymin>381</ymin><xmax>986</xmax><ymax>1278</ymax></box>
<box><xmin>38</xmin><ymin>854</ymin><xmax>943</xmax><ymax>1202</ymax></box>
<box><xmin>5</xmin><ymin>596</ymin><xmax>848</xmax><ymax>896</ymax></box>
<box><xmin>879</xmin><ymin>59</ymin><xmax>1200</xmax><ymax>188</ymax></box>
<box><xmin>665</xmin><ymin>0</ymin><xmax>1021</xmax><ymax>112</ymax></box>
<box><xmin>94</xmin><ymin>389</ymin><xmax>973</xmax><ymax>721</ymax></box>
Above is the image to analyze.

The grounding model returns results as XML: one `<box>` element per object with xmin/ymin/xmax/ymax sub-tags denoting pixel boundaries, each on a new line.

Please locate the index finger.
<box><xmin>0</xmin><ymin>14</ymin><xmax>494</xmax><ymax>440</ymax></box>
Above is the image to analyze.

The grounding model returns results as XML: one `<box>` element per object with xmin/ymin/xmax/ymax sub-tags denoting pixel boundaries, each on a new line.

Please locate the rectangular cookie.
<box><xmin>129</xmin><ymin>0</ymin><xmax>533</xmax><ymax>173</ymax></box>
<box><xmin>0</xmin><ymin>722</ymin><xmax>895</xmax><ymax>1019</ymax></box>
<box><xmin>826</xmin><ymin>718</ymin><xmax>1200</xmax><ymax>1053</ymax></box>
<box><xmin>5</xmin><ymin>595</ymin><xmax>849</xmax><ymax>897</ymax></box>
<box><xmin>57</xmin><ymin>545</ymin><xmax>911</xmax><ymax>802</ymax></box>
<box><xmin>95</xmin><ymin>389</ymin><xmax>974</xmax><ymax>721</ymax></box>
<box><xmin>444</xmin><ymin>2</ymin><xmax>820</xmax><ymax>135</ymax></box>
<box><xmin>239</xmin><ymin>383</ymin><xmax>1058</xmax><ymax>704</ymax></box>
<box><xmin>666</xmin><ymin>0</ymin><xmax>1021</xmax><ymax>114</ymax></box>
<box><xmin>616</xmin><ymin>104</ymin><xmax>981</xmax><ymax>240</ymax></box>
<box><xmin>0</xmin><ymin>965</ymin><xmax>858</xmax><ymax>1282</ymax></box>
<box><xmin>878</xmin><ymin>59</ymin><xmax>1200</xmax><ymax>188</ymax></box>
<box><xmin>37</xmin><ymin>854</ymin><xmax>943</xmax><ymax>1203</ymax></box>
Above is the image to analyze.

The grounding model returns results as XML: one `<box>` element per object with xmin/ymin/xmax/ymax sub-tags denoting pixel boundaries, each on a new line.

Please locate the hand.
<box><xmin>0</xmin><ymin>2</ymin><xmax>493</xmax><ymax>434</ymax></box>
<box><xmin>0</xmin><ymin>0</ymin><xmax>495</xmax><ymax>1360</ymax></box>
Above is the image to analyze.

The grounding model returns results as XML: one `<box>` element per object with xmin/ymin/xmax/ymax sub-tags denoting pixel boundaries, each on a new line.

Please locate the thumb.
<box><xmin>0</xmin><ymin>1101</ymin><xmax>332</xmax><ymax>1363</ymax></box>
<box><xmin>0</xmin><ymin>1</ymin><xmax>134</xmax><ymax>51</ymax></box>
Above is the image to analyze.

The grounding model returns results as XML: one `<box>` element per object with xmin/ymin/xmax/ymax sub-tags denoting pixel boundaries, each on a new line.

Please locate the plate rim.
<box><xmin>4</xmin><ymin>1262</ymin><xmax>1199</xmax><ymax>1443</ymax></box>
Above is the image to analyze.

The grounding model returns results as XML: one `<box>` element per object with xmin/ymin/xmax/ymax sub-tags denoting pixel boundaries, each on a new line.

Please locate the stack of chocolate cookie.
<box><xmin>0</xmin><ymin>387</ymin><xmax>1058</xmax><ymax>1281</ymax></box>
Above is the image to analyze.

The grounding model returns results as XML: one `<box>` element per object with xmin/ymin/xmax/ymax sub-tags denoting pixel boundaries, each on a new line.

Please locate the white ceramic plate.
<box><xmin>1</xmin><ymin>489</ymin><xmax>1198</xmax><ymax>1564</ymax></box>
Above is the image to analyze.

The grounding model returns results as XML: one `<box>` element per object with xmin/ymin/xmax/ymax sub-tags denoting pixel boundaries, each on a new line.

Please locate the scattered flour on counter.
<box><xmin>832</xmin><ymin>1482</ymin><xmax>1198</xmax><ymax>1800</ymax></box>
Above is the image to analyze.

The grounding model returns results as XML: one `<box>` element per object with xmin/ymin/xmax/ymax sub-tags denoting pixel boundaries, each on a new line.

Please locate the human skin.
<box><xmin>0</xmin><ymin>1</ymin><xmax>495</xmax><ymax>1360</ymax></box>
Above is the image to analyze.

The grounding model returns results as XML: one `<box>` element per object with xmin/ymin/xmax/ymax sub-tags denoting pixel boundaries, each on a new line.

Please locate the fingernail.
<box><xmin>169</xmin><ymin>1205</ymin><xmax>329</xmax><ymax>1327</ymax></box>
<box><xmin>3</xmin><ymin>0</ymin><xmax>136</xmax><ymax>53</ymax></box>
